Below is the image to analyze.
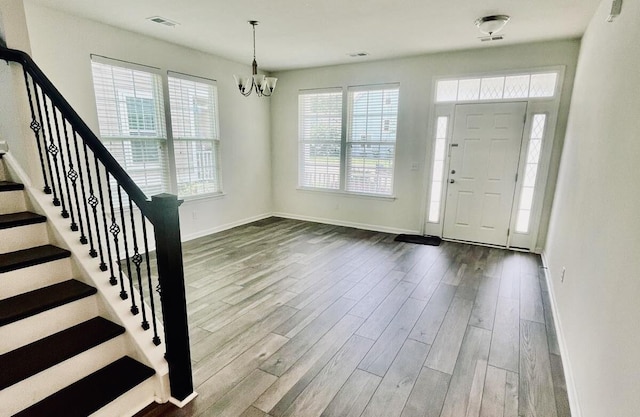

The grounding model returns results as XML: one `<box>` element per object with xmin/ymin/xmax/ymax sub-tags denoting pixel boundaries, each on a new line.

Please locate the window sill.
<box><xmin>180</xmin><ymin>192</ymin><xmax>226</xmax><ymax>203</ymax></box>
<box><xmin>296</xmin><ymin>187</ymin><xmax>396</xmax><ymax>201</ymax></box>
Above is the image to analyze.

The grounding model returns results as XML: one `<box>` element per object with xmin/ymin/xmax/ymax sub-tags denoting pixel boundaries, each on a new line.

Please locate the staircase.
<box><xmin>0</xmin><ymin>156</ymin><xmax>156</xmax><ymax>416</ymax></box>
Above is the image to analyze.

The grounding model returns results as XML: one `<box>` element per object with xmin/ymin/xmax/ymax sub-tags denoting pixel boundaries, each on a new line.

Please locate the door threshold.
<box><xmin>441</xmin><ymin>237</ymin><xmax>532</xmax><ymax>253</ymax></box>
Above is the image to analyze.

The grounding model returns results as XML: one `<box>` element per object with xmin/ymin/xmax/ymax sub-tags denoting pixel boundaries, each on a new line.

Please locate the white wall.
<box><xmin>0</xmin><ymin>0</ymin><xmax>43</xmax><ymax>184</ymax></box>
<box><xmin>21</xmin><ymin>2</ymin><xmax>272</xmax><ymax>241</ymax></box>
<box><xmin>271</xmin><ymin>40</ymin><xmax>580</xmax><ymax>241</ymax></box>
<box><xmin>544</xmin><ymin>1</ymin><xmax>640</xmax><ymax>416</ymax></box>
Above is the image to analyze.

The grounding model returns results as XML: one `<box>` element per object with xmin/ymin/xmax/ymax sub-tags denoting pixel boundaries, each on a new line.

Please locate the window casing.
<box><xmin>90</xmin><ymin>57</ymin><xmax>222</xmax><ymax>199</ymax></box>
<box><xmin>298</xmin><ymin>84</ymin><xmax>400</xmax><ymax>196</ymax></box>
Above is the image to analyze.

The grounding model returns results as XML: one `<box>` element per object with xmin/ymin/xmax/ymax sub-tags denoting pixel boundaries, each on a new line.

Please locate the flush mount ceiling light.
<box><xmin>233</xmin><ymin>20</ymin><xmax>277</xmax><ymax>97</ymax></box>
<box><xmin>475</xmin><ymin>15</ymin><xmax>510</xmax><ymax>36</ymax></box>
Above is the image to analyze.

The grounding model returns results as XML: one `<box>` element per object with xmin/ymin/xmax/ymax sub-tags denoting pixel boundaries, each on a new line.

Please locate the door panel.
<box><xmin>443</xmin><ymin>102</ymin><xmax>527</xmax><ymax>246</ymax></box>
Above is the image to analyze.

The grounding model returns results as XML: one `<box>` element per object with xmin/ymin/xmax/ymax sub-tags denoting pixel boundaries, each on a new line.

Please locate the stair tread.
<box><xmin>0</xmin><ymin>279</ymin><xmax>96</xmax><ymax>326</ymax></box>
<box><xmin>0</xmin><ymin>211</ymin><xmax>47</xmax><ymax>229</ymax></box>
<box><xmin>13</xmin><ymin>356</ymin><xmax>155</xmax><ymax>417</ymax></box>
<box><xmin>0</xmin><ymin>316</ymin><xmax>125</xmax><ymax>390</ymax></box>
<box><xmin>0</xmin><ymin>244</ymin><xmax>70</xmax><ymax>273</ymax></box>
<box><xmin>0</xmin><ymin>181</ymin><xmax>24</xmax><ymax>192</ymax></box>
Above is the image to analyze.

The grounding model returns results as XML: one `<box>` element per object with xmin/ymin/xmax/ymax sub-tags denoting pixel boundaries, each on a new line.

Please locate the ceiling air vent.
<box><xmin>479</xmin><ymin>34</ymin><xmax>505</xmax><ymax>42</ymax></box>
<box><xmin>147</xmin><ymin>16</ymin><xmax>179</xmax><ymax>27</ymax></box>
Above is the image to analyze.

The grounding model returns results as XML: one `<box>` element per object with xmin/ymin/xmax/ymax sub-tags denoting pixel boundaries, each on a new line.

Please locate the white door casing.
<box><xmin>443</xmin><ymin>102</ymin><xmax>527</xmax><ymax>246</ymax></box>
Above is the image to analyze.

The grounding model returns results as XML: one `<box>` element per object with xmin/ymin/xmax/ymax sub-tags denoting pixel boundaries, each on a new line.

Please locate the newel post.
<box><xmin>149</xmin><ymin>193</ymin><xmax>194</xmax><ymax>402</ymax></box>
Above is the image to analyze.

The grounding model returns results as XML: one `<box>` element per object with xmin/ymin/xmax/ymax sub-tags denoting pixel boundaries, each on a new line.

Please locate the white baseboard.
<box><xmin>272</xmin><ymin>211</ymin><xmax>420</xmax><ymax>235</ymax></box>
<box><xmin>540</xmin><ymin>251</ymin><xmax>582</xmax><ymax>417</ymax></box>
<box><xmin>181</xmin><ymin>213</ymin><xmax>273</xmax><ymax>242</ymax></box>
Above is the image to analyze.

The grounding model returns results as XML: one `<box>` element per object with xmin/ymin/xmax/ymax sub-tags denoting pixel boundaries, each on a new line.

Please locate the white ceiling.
<box><xmin>30</xmin><ymin>0</ymin><xmax>602</xmax><ymax>72</ymax></box>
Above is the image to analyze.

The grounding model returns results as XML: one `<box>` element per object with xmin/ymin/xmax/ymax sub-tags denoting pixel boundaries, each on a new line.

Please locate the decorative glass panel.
<box><xmin>436</xmin><ymin>80</ymin><xmax>458</xmax><ymax>102</ymax></box>
<box><xmin>529</xmin><ymin>73</ymin><xmax>558</xmax><ymax>97</ymax></box>
<box><xmin>435</xmin><ymin>71</ymin><xmax>559</xmax><ymax>103</ymax></box>
<box><xmin>479</xmin><ymin>77</ymin><xmax>505</xmax><ymax>100</ymax></box>
<box><xmin>457</xmin><ymin>78</ymin><xmax>481</xmax><ymax>101</ymax></box>
<box><xmin>428</xmin><ymin>116</ymin><xmax>448</xmax><ymax>223</ymax></box>
<box><xmin>504</xmin><ymin>75</ymin><xmax>530</xmax><ymax>98</ymax></box>
<box><xmin>515</xmin><ymin>114</ymin><xmax>547</xmax><ymax>233</ymax></box>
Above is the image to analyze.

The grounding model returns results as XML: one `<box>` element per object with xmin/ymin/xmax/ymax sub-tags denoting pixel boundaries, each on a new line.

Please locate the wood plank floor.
<box><xmin>135</xmin><ymin>217</ymin><xmax>570</xmax><ymax>417</ymax></box>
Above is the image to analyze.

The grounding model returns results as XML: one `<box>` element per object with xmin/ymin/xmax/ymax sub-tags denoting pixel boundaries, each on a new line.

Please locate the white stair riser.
<box><xmin>0</xmin><ymin>222</ymin><xmax>49</xmax><ymax>253</ymax></box>
<box><xmin>0</xmin><ymin>296</ymin><xmax>98</xmax><ymax>354</ymax></box>
<box><xmin>0</xmin><ymin>190</ymin><xmax>26</xmax><ymax>214</ymax></box>
<box><xmin>1</xmin><ymin>335</ymin><xmax>128</xmax><ymax>416</ymax></box>
<box><xmin>90</xmin><ymin>375</ymin><xmax>159</xmax><ymax>417</ymax></box>
<box><xmin>0</xmin><ymin>258</ymin><xmax>72</xmax><ymax>299</ymax></box>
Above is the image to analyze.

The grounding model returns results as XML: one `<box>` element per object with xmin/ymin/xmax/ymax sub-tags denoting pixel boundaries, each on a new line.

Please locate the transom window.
<box><xmin>90</xmin><ymin>57</ymin><xmax>222</xmax><ymax>199</ymax></box>
<box><xmin>435</xmin><ymin>72</ymin><xmax>558</xmax><ymax>103</ymax></box>
<box><xmin>298</xmin><ymin>84</ymin><xmax>400</xmax><ymax>196</ymax></box>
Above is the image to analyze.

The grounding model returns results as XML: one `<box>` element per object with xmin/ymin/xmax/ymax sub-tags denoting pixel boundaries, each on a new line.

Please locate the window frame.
<box><xmin>297</xmin><ymin>83</ymin><xmax>400</xmax><ymax>198</ymax></box>
<box><xmin>90</xmin><ymin>55</ymin><xmax>223</xmax><ymax>201</ymax></box>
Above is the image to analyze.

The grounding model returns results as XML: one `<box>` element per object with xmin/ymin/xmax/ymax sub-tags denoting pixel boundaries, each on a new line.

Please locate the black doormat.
<box><xmin>394</xmin><ymin>234</ymin><xmax>442</xmax><ymax>246</ymax></box>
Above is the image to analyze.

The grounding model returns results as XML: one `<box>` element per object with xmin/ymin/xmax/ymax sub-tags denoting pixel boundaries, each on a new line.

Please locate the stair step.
<box><xmin>0</xmin><ymin>279</ymin><xmax>96</xmax><ymax>326</ymax></box>
<box><xmin>13</xmin><ymin>356</ymin><xmax>155</xmax><ymax>417</ymax></box>
<box><xmin>0</xmin><ymin>212</ymin><xmax>47</xmax><ymax>230</ymax></box>
<box><xmin>0</xmin><ymin>181</ymin><xmax>24</xmax><ymax>192</ymax></box>
<box><xmin>0</xmin><ymin>317</ymin><xmax>125</xmax><ymax>390</ymax></box>
<box><xmin>0</xmin><ymin>244</ymin><xmax>71</xmax><ymax>273</ymax></box>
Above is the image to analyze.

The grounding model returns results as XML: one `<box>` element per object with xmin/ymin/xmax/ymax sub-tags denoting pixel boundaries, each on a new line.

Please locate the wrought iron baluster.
<box><xmin>22</xmin><ymin>69</ymin><xmax>51</xmax><ymax>194</ymax></box>
<box><xmin>49</xmin><ymin>105</ymin><xmax>69</xmax><ymax>218</ymax></box>
<box><xmin>81</xmin><ymin>141</ymin><xmax>98</xmax><ymax>256</ymax></box>
<box><xmin>129</xmin><ymin>198</ymin><xmax>149</xmax><ymax>330</ymax></box>
<box><xmin>40</xmin><ymin>94</ymin><xmax>61</xmax><ymax>206</ymax></box>
<box><xmin>71</xmin><ymin>131</ymin><xmax>89</xmax><ymax>245</ymax></box>
<box><xmin>91</xmin><ymin>157</ymin><xmax>108</xmax><ymax>271</ymax></box>
<box><xmin>106</xmin><ymin>176</ymin><xmax>127</xmax><ymax>300</ymax></box>
<box><xmin>141</xmin><ymin>212</ymin><xmax>161</xmax><ymax>345</ymax></box>
<box><xmin>117</xmin><ymin>186</ymin><xmax>139</xmax><ymax>316</ymax></box>
<box><xmin>34</xmin><ymin>84</ymin><xmax>60</xmax><ymax>198</ymax></box>
<box><xmin>93</xmin><ymin>157</ymin><xmax>117</xmax><ymax>284</ymax></box>
<box><xmin>61</xmin><ymin>119</ymin><xmax>79</xmax><ymax>231</ymax></box>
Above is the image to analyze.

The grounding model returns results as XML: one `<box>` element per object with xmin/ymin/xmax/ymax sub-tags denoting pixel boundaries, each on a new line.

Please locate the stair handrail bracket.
<box><xmin>0</xmin><ymin>45</ymin><xmax>194</xmax><ymax>403</ymax></box>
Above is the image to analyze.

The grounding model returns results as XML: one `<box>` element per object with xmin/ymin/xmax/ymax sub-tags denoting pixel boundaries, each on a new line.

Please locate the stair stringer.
<box><xmin>1</xmin><ymin>153</ymin><xmax>173</xmax><ymax>411</ymax></box>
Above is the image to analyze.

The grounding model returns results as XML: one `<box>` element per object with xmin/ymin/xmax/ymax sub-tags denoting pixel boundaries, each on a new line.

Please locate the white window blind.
<box><xmin>91</xmin><ymin>57</ymin><xmax>224</xmax><ymax>200</ymax></box>
<box><xmin>90</xmin><ymin>59</ymin><xmax>168</xmax><ymax>197</ymax></box>
<box><xmin>298</xmin><ymin>89</ymin><xmax>342</xmax><ymax>190</ymax></box>
<box><xmin>347</xmin><ymin>85</ymin><xmax>399</xmax><ymax>195</ymax></box>
<box><xmin>168</xmin><ymin>73</ymin><xmax>222</xmax><ymax>197</ymax></box>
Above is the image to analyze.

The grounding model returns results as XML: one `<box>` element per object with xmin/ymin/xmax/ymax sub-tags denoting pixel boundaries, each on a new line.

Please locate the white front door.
<box><xmin>443</xmin><ymin>102</ymin><xmax>527</xmax><ymax>246</ymax></box>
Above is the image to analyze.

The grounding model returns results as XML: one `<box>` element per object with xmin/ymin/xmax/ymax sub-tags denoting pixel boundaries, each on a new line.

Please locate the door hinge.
<box><xmin>507</xmin><ymin>228</ymin><xmax>510</xmax><ymax>237</ymax></box>
<box><xmin>524</xmin><ymin>114</ymin><xmax>527</xmax><ymax>124</ymax></box>
<box><xmin>515</xmin><ymin>173</ymin><xmax>518</xmax><ymax>182</ymax></box>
